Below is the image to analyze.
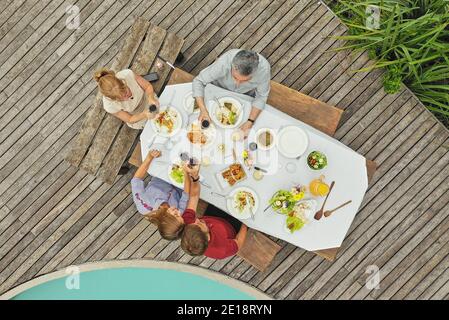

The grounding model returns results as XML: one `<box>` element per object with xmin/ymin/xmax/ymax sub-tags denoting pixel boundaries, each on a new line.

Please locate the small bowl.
<box><xmin>307</xmin><ymin>151</ymin><xmax>328</xmax><ymax>170</ymax></box>
<box><xmin>255</xmin><ymin>128</ymin><xmax>276</xmax><ymax>150</ymax></box>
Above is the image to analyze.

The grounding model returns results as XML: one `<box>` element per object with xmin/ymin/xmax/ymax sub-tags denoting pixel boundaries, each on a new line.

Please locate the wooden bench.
<box><xmin>65</xmin><ymin>18</ymin><xmax>184</xmax><ymax>184</ymax></box>
<box><xmin>129</xmin><ymin>68</ymin><xmax>375</xmax><ymax>269</ymax></box>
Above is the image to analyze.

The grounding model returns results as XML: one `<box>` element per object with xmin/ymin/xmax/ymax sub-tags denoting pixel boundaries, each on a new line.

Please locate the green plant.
<box><xmin>326</xmin><ymin>0</ymin><xmax>449</xmax><ymax>127</ymax></box>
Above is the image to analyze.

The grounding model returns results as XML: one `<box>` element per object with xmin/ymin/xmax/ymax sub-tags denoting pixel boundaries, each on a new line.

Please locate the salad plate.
<box><xmin>276</xmin><ymin>126</ymin><xmax>308</xmax><ymax>158</ymax></box>
<box><xmin>150</xmin><ymin>106</ymin><xmax>183</xmax><ymax>138</ymax></box>
<box><xmin>167</xmin><ymin>163</ymin><xmax>185</xmax><ymax>188</ymax></box>
<box><xmin>226</xmin><ymin>186</ymin><xmax>259</xmax><ymax>220</ymax></box>
<box><xmin>209</xmin><ymin>97</ymin><xmax>244</xmax><ymax>129</ymax></box>
<box><xmin>284</xmin><ymin>199</ymin><xmax>317</xmax><ymax>234</ymax></box>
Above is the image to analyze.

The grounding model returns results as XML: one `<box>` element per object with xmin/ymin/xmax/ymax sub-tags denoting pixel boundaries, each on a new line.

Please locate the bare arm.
<box><xmin>248</xmin><ymin>106</ymin><xmax>262</xmax><ymax>122</ymax></box>
<box><xmin>135</xmin><ymin>74</ymin><xmax>155</xmax><ymax>96</ymax></box>
<box><xmin>113</xmin><ymin>110</ymin><xmax>150</xmax><ymax>124</ymax></box>
<box><xmin>134</xmin><ymin>150</ymin><xmax>161</xmax><ymax>179</ymax></box>
<box><xmin>135</xmin><ymin>74</ymin><xmax>159</xmax><ymax>107</ymax></box>
<box><xmin>184</xmin><ymin>164</ymin><xmax>201</xmax><ymax>211</ymax></box>
<box><xmin>234</xmin><ymin>224</ymin><xmax>248</xmax><ymax>250</ymax></box>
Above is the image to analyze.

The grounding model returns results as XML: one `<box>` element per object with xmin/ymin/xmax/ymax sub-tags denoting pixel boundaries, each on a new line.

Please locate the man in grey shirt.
<box><xmin>192</xmin><ymin>49</ymin><xmax>271</xmax><ymax>137</ymax></box>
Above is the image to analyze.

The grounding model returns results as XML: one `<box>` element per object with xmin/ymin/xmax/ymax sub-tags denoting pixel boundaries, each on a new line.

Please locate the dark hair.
<box><xmin>231</xmin><ymin>50</ymin><xmax>259</xmax><ymax>76</ymax></box>
<box><xmin>181</xmin><ymin>224</ymin><xmax>209</xmax><ymax>256</ymax></box>
<box><xmin>147</xmin><ymin>207</ymin><xmax>185</xmax><ymax>240</ymax></box>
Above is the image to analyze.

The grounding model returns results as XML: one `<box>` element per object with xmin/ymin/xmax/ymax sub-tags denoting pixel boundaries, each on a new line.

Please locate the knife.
<box><xmin>254</xmin><ymin>166</ymin><xmax>268</xmax><ymax>173</ymax></box>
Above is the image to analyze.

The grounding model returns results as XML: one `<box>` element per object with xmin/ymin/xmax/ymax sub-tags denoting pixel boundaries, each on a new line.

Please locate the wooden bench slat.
<box><xmin>97</xmin><ymin>28</ymin><xmax>184</xmax><ymax>184</ymax></box>
<box><xmin>65</xmin><ymin>18</ymin><xmax>150</xmax><ymax>168</ymax></box>
<box><xmin>237</xmin><ymin>229</ymin><xmax>282</xmax><ymax>272</ymax></box>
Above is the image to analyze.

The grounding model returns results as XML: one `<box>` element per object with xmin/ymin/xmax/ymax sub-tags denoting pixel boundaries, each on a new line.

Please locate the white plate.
<box><xmin>167</xmin><ymin>163</ymin><xmax>185</xmax><ymax>188</ymax></box>
<box><xmin>183</xmin><ymin>92</ymin><xmax>200</xmax><ymax>114</ymax></box>
<box><xmin>186</xmin><ymin>120</ymin><xmax>217</xmax><ymax>149</ymax></box>
<box><xmin>209</xmin><ymin>97</ymin><xmax>244</xmax><ymax>129</ymax></box>
<box><xmin>276</xmin><ymin>126</ymin><xmax>309</xmax><ymax>158</ymax></box>
<box><xmin>284</xmin><ymin>199</ymin><xmax>317</xmax><ymax>234</ymax></box>
<box><xmin>226</xmin><ymin>186</ymin><xmax>259</xmax><ymax>220</ymax></box>
<box><xmin>150</xmin><ymin>106</ymin><xmax>183</xmax><ymax>138</ymax></box>
<box><xmin>255</xmin><ymin>128</ymin><xmax>276</xmax><ymax>150</ymax></box>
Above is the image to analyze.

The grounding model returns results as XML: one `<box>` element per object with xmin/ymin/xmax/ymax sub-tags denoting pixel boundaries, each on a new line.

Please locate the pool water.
<box><xmin>12</xmin><ymin>267</ymin><xmax>256</xmax><ymax>300</ymax></box>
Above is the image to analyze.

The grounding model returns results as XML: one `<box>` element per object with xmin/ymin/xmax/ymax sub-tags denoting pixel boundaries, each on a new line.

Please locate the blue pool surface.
<box><xmin>12</xmin><ymin>267</ymin><xmax>256</xmax><ymax>300</ymax></box>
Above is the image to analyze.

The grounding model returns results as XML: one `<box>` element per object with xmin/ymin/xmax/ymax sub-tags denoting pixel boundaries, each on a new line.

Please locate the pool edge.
<box><xmin>0</xmin><ymin>260</ymin><xmax>272</xmax><ymax>300</ymax></box>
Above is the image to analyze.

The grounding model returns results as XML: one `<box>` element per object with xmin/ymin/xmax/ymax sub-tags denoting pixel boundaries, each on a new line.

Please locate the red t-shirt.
<box><xmin>183</xmin><ymin>209</ymin><xmax>238</xmax><ymax>259</ymax></box>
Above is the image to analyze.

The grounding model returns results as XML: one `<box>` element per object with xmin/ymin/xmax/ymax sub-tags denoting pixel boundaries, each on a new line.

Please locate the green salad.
<box><xmin>170</xmin><ymin>165</ymin><xmax>184</xmax><ymax>184</ymax></box>
<box><xmin>268</xmin><ymin>190</ymin><xmax>295</xmax><ymax>215</ymax></box>
<box><xmin>307</xmin><ymin>151</ymin><xmax>327</xmax><ymax>170</ymax></box>
<box><xmin>286</xmin><ymin>215</ymin><xmax>305</xmax><ymax>233</ymax></box>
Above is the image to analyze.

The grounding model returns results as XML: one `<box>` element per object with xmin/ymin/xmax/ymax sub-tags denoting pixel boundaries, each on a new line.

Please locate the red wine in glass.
<box><xmin>149</xmin><ymin>104</ymin><xmax>157</xmax><ymax>113</ymax></box>
<box><xmin>201</xmin><ymin>119</ymin><xmax>210</xmax><ymax>129</ymax></box>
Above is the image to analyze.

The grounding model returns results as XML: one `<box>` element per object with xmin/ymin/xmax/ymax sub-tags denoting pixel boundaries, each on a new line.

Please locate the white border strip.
<box><xmin>1</xmin><ymin>260</ymin><xmax>272</xmax><ymax>300</ymax></box>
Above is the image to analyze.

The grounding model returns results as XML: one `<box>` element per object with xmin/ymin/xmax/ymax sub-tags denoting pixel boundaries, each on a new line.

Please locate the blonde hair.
<box><xmin>146</xmin><ymin>207</ymin><xmax>185</xmax><ymax>241</ymax></box>
<box><xmin>93</xmin><ymin>68</ymin><xmax>127</xmax><ymax>101</ymax></box>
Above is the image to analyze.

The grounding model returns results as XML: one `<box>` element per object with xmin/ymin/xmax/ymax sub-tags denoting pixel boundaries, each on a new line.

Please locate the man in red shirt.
<box><xmin>181</xmin><ymin>165</ymin><xmax>248</xmax><ymax>259</ymax></box>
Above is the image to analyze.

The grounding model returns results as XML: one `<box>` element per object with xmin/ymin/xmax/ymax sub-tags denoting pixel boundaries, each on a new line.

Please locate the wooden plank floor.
<box><xmin>0</xmin><ymin>0</ymin><xmax>448</xmax><ymax>300</ymax></box>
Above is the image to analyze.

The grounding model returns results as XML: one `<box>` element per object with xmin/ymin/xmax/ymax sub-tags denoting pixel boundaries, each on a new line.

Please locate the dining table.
<box><xmin>140</xmin><ymin>82</ymin><xmax>369</xmax><ymax>252</ymax></box>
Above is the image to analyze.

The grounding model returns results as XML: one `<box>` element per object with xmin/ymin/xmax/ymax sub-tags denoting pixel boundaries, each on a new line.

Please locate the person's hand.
<box><xmin>142</xmin><ymin>108</ymin><xmax>155</xmax><ymax>120</ymax></box>
<box><xmin>182</xmin><ymin>163</ymin><xmax>200</xmax><ymax>180</ymax></box>
<box><xmin>147</xmin><ymin>149</ymin><xmax>161</xmax><ymax>160</ymax></box>
<box><xmin>198</xmin><ymin>109</ymin><xmax>211</xmax><ymax>124</ymax></box>
<box><xmin>239</xmin><ymin>121</ymin><xmax>254</xmax><ymax>139</ymax></box>
<box><xmin>147</xmin><ymin>93</ymin><xmax>160</xmax><ymax>108</ymax></box>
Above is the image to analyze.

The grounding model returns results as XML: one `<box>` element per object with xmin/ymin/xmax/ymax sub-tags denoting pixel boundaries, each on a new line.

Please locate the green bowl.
<box><xmin>307</xmin><ymin>151</ymin><xmax>327</xmax><ymax>170</ymax></box>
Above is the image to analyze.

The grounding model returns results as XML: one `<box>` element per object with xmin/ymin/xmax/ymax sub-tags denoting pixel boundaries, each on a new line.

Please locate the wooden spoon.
<box><xmin>324</xmin><ymin>200</ymin><xmax>352</xmax><ymax>217</ymax></box>
<box><xmin>314</xmin><ymin>181</ymin><xmax>335</xmax><ymax>220</ymax></box>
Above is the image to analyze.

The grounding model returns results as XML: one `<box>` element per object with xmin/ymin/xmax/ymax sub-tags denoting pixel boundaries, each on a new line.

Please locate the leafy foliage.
<box><xmin>326</xmin><ymin>0</ymin><xmax>449</xmax><ymax>126</ymax></box>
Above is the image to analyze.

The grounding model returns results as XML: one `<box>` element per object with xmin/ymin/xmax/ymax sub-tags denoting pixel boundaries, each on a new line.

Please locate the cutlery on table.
<box><xmin>324</xmin><ymin>200</ymin><xmax>352</xmax><ymax>218</ymax></box>
<box><xmin>314</xmin><ymin>181</ymin><xmax>335</xmax><ymax>221</ymax></box>
<box><xmin>214</xmin><ymin>96</ymin><xmax>222</xmax><ymax>109</ymax></box>
<box><xmin>254</xmin><ymin>166</ymin><xmax>268</xmax><ymax>173</ymax></box>
<box><xmin>211</xmin><ymin>191</ymin><xmax>232</xmax><ymax>200</ymax></box>
<box><xmin>245</xmin><ymin>194</ymin><xmax>256</xmax><ymax>221</ymax></box>
<box><xmin>263</xmin><ymin>203</ymin><xmax>272</xmax><ymax>212</ymax></box>
<box><xmin>200</xmin><ymin>180</ymin><xmax>212</xmax><ymax>189</ymax></box>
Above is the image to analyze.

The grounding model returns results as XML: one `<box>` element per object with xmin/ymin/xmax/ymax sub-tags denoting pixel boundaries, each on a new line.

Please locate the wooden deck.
<box><xmin>0</xmin><ymin>0</ymin><xmax>447</xmax><ymax>300</ymax></box>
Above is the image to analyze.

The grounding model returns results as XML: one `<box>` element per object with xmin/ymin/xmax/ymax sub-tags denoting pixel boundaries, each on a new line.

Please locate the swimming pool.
<box><xmin>2</xmin><ymin>260</ymin><xmax>269</xmax><ymax>300</ymax></box>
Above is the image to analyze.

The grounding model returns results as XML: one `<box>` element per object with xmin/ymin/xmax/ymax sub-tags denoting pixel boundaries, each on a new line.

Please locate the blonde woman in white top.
<box><xmin>94</xmin><ymin>68</ymin><xmax>159</xmax><ymax>129</ymax></box>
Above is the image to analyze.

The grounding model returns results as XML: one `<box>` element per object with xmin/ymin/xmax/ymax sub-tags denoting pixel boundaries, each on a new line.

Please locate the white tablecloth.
<box><xmin>140</xmin><ymin>83</ymin><xmax>368</xmax><ymax>251</ymax></box>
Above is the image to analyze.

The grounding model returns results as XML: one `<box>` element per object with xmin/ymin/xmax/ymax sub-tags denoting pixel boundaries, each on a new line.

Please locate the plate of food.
<box><xmin>186</xmin><ymin>121</ymin><xmax>216</xmax><ymax>149</ymax></box>
<box><xmin>209</xmin><ymin>97</ymin><xmax>244</xmax><ymax>129</ymax></box>
<box><xmin>307</xmin><ymin>151</ymin><xmax>328</xmax><ymax>170</ymax></box>
<box><xmin>226</xmin><ymin>187</ymin><xmax>259</xmax><ymax>220</ymax></box>
<box><xmin>268</xmin><ymin>189</ymin><xmax>298</xmax><ymax>215</ymax></box>
<box><xmin>167</xmin><ymin>163</ymin><xmax>185</xmax><ymax>188</ymax></box>
<box><xmin>151</xmin><ymin>106</ymin><xmax>182</xmax><ymax>137</ymax></box>
<box><xmin>256</xmin><ymin>128</ymin><xmax>276</xmax><ymax>150</ymax></box>
<box><xmin>276</xmin><ymin>126</ymin><xmax>308</xmax><ymax>158</ymax></box>
<box><xmin>284</xmin><ymin>199</ymin><xmax>316</xmax><ymax>234</ymax></box>
<box><xmin>215</xmin><ymin>163</ymin><xmax>247</xmax><ymax>189</ymax></box>
<box><xmin>183</xmin><ymin>92</ymin><xmax>200</xmax><ymax>114</ymax></box>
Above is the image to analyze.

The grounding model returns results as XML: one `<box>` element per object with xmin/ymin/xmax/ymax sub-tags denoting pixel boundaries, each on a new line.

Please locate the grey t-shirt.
<box><xmin>192</xmin><ymin>49</ymin><xmax>271</xmax><ymax>110</ymax></box>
